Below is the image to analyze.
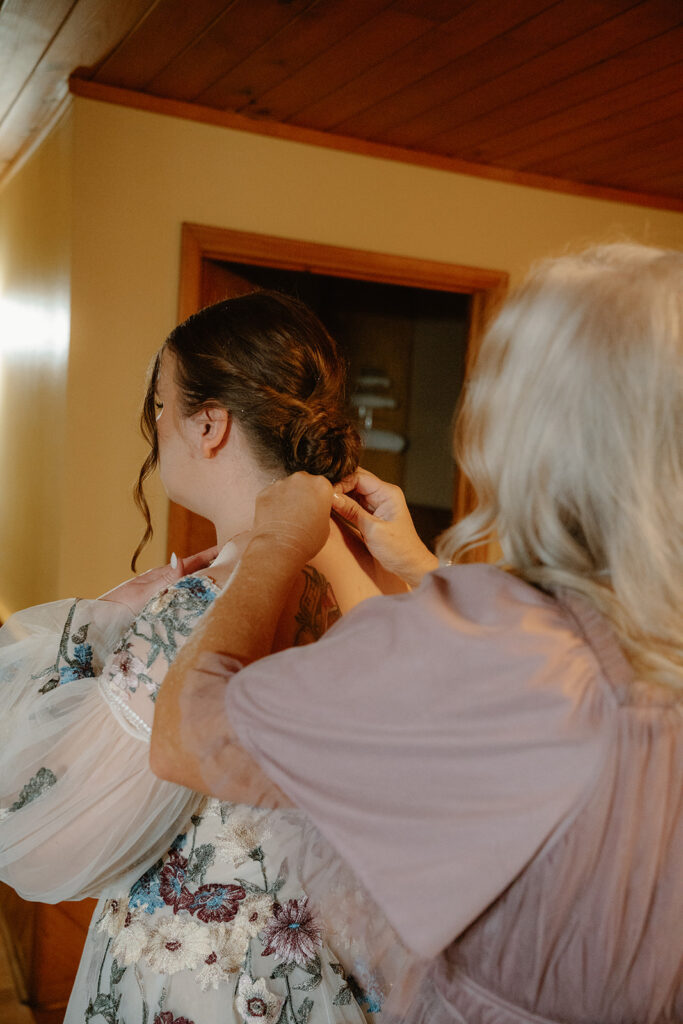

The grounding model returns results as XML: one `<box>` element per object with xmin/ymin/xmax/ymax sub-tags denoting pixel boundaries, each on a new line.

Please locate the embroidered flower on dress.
<box><xmin>261</xmin><ymin>898</ymin><xmax>322</xmax><ymax>965</ymax></box>
<box><xmin>96</xmin><ymin>898</ymin><xmax>130</xmax><ymax>937</ymax></box>
<box><xmin>143</xmin><ymin>587</ymin><xmax>170</xmax><ymax>617</ymax></box>
<box><xmin>144</xmin><ymin>916</ymin><xmax>212</xmax><ymax>975</ymax></box>
<box><xmin>107</xmin><ymin>647</ymin><xmax>150</xmax><ymax>700</ymax></box>
<box><xmin>159</xmin><ymin>851</ymin><xmax>194</xmax><ymax>914</ymax></box>
<box><xmin>129</xmin><ymin>859</ymin><xmax>165</xmax><ymax>913</ymax></box>
<box><xmin>232</xmin><ymin>894</ymin><xmax>275</xmax><ymax>942</ymax></box>
<box><xmin>190</xmin><ymin>881</ymin><xmax>247</xmax><ymax>923</ymax></box>
<box><xmin>212</xmin><ymin>922</ymin><xmax>248</xmax><ymax>967</ymax></box>
<box><xmin>235</xmin><ymin>975</ymin><xmax>283</xmax><ymax>1022</ymax></box>
<box><xmin>215</xmin><ymin>808</ymin><xmax>272</xmax><ymax>867</ymax></box>
<box><xmin>59</xmin><ymin>639</ymin><xmax>95</xmax><ymax>683</ymax></box>
<box><xmin>153</xmin><ymin>1013</ymin><xmax>195</xmax><ymax>1024</ymax></box>
<box><xmin>193</xmin><ymin>921</ymin><xmax>247</xmax><ymax>989</ymax></box>
<box><xmin>111</xmin><ymin>911</ymin><xmax>148</xmax><ymax>966</ymax></box>
<box><xmin>175</xmin><ymin>577</ymin><xmax>216</xmax><ymax>603</ymax></box>
<box><xmin>195</xmin><ymin>951</ymin><xmax>229</xmax><ymax>991</ymax></box>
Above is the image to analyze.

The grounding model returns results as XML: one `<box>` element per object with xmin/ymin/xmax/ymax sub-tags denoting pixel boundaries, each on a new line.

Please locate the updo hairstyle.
<box><xmin>132</xmin><ymin>290</ymin><xmax>360</xmax><ymax>568</ymax></box>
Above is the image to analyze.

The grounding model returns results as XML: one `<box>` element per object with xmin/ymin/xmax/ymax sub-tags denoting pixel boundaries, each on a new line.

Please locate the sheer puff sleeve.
<box><xmin>0</xmin><ymin>576</ymin><xmax>218</xmax><ymax>904</ymax></box>
<box><xmin>181</xmin><ymin>565</ymin><xmax>607</xmax><ymax>962</ymax></box>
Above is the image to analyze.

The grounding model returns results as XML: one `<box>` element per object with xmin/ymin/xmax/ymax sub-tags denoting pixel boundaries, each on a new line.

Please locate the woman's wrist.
<box><xmin>403</xmin><ymin>549</ymin><xmax>440</xmax><ymax>588</ymax></box>
<box><xmin>244</xmin><ymin>530</ymin><xmax>312</xmax><ymax>580</ymax></box>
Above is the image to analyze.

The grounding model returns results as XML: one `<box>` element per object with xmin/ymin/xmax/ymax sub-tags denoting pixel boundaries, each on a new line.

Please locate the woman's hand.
<box><xmin>99</xmin><ymin>545</ymin><xmax>220</xmax><ymax>615</ymax></box>
<box><xmin>252</xmin><ymin>472</ymin><xmax>334</xmax><ymax>566</ymax></box>
<box><xmin>332</xmin><ymin>468</ymin><xmax>439</xmax><ymax>587</ymax></box>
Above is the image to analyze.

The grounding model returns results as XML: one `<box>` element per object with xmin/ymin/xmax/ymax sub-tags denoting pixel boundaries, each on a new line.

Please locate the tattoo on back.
<box><xmin>293</xmin><ymin>567</ymin><xmax>341</xmax><ymax>645</ymax></box>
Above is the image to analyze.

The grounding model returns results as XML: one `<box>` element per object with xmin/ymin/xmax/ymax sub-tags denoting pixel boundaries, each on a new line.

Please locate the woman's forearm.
<box><xmin>150</xmin><ymin>534</ymin><xmax>308</xmax><ymax>788</ymax></box>
<box><xmin>151</xmin><ymin>472</ymin><xmax>335</xmax><ymax>794</ymax></box>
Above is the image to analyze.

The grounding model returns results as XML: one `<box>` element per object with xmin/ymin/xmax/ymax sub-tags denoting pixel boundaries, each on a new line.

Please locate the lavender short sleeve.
<box><xmin>221</xmin><ymin>566</ymin><xmax>606</xmax><ymax>957</ymax></box>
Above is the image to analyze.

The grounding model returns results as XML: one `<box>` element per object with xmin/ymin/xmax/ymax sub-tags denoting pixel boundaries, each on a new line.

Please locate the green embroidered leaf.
<box><xmin>298</xmin><ymin>996</ymin><xmax>314</xmax><ymax>1024</ymax></box>
<box><xmin>301</xmin><ymin>953</ymin><xmax>321</xmax><ymax>977</ymax></box>
<box><xmin>72</xmin><ymin>625</ymin><xmax>88</xmax><ymax>645</ymax></box>
<box><xmin>9</xmin><ymin>767</ymin><xmax>57</xmax><ymax>812</ymax></box>
<box><xmin>187</xmin><ymin>843</ymin><xmax>215</xmax><ymax>883</ymax></box>
<box><xmin>270</xmin><ymin>960</ymin><xmax>296</xmax><ymax>979</ymax></box>
<box><xmin>139</xmin><ymin>673</ymin><xmax>156</xmax><ymax>697</ymax></box>
<box><xmin>270</xmin><ymin>857</ymin><xmax>289</xmax><ymax>894</ymax></box>
<box><xmin>330</xmin><ymin>962</ymin><xmax>345</xmax><ymax>977</ymax></box>
<box><xmin>248</xmin><ymin>845</ymin><xmax>265</xmax><ymax>862</ymax></box>
<box><xmin>87</xmin><ymin>992</ymin><xmax>121</xmax><ymax>1024</ymax></box>
<box><xmin>38</xmin><ymin>676</ymin><xmax>59</xmax><ymax>694</ymax></box>
<box><xmin>274</xmin><ymin>1003</ymin><xmax>288</xmax><ymax>1024</ymax></box>
<box><xmin>110</xmin><ymin>958</ymin><xmax>126</xmax><ymax>986</ymax></box>
<box><xmin>147</xmin><ymin>636</ymin><xmax>163</xmax><ymax>665</ymax></box>
<box><xmin>333</xmin><ymin>984</ymin><xmax>353</xmax><ymax>1005</ymax></box>
<box><xmin>293</xmin><ymin>971</ymin><xmax>322</xmax><ymax>992</ymax></box>
<box><xmin>235</xmin><ymin>878</ymin><xmax>267</xmax><ymax>895</ymax></box>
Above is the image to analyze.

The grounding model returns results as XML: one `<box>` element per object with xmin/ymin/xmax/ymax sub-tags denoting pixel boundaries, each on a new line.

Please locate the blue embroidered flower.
<box><xmin>175</xmin><ymin>577</ymin><xmax>215</xmax><ymax>603</ymax></box>
<box><xmin>59</xmin><ymin>642</ymin><xmax>95</xmax><ymax>684</ymax></box>
<box><xmin>129</xmin><ymin>860</ymin><xmax>165</xmax><ymax>914</ymax></box>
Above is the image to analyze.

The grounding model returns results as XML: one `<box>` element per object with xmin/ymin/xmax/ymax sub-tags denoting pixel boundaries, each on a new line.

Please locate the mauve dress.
<box><xmin>178</xmin><ymin>564</ymin><xmax>682</xmax><ymax>1024</ymax></box>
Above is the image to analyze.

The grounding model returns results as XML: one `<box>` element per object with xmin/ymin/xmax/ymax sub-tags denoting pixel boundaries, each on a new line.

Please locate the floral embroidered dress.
<box><xmin>0</xmin><ymin>573</ymin><xmax>381</xmax><ymax>1024</ymax></box>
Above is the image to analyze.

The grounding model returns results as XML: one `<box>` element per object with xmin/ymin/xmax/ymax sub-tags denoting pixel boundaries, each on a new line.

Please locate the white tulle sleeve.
<box><xmin>0</xmin><ymin>577</ymin><xmax>219</xmax><ymax>904</ymax></box>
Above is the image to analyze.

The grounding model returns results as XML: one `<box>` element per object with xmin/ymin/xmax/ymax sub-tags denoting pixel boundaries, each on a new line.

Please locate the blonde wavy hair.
<box><xmin>437</xmin><ymin>243</ymin><xmax>683</xmax><ymax>691</ymax></box>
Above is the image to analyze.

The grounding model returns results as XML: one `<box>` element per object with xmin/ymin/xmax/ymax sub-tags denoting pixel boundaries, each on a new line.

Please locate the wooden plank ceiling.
<box><xmin>1</xmin><ymin>0</ymin><xmax>682</xmax><ymax>205</ymax></box>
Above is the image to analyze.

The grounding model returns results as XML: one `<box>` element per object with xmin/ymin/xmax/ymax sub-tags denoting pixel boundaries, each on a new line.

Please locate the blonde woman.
<box><xmin>151</xmin><ymin>244</ymin><xmax>682</xmax><ymax>1024</ymax></box>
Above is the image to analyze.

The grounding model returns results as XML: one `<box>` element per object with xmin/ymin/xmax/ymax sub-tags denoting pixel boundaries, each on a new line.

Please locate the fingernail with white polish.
<box><xmin>170</xmin><ymin>552</ymin><xmax>178</xmax><ymax>569</ymax></box>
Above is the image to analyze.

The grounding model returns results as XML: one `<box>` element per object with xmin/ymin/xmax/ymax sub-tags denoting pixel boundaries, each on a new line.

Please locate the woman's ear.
<box><xmin>194</xmin><ymin>406</ymin><xmax>230</xmax><ymax>458</ymax></box>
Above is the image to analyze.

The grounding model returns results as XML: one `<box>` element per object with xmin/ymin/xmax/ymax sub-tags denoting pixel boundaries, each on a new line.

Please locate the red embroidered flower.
<box><xmin>153</xmin><ymin>1013</ymin><xmax>194</xmax><ymax>1024</ymax></box>
<box><xmin>190</xmin><ymin>882</ymin><xmax>246</xmax><ymax>923</ymax></box>
<box><xmin>261</xmin><ymin>898</ymin><xmax>322</xmax><ymax>965</ymax></box>
<box><xmin>159</xmin><ymin>852</ymin><xmax>194</xmax><ymax>914</ymax></box>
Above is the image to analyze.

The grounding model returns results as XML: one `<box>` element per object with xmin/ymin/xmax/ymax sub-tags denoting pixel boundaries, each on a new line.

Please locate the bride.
<box><xmin>0</xmin><ymin>291</ymin><xmax>406</xmax><ymax>1023</ymax></box>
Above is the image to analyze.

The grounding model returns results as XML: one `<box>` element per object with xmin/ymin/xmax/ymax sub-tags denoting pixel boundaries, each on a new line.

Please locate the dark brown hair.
<box><xmin>132</xmin><ymin>290</ymin><xmax>360</xmax><ymax>569</ymax></box>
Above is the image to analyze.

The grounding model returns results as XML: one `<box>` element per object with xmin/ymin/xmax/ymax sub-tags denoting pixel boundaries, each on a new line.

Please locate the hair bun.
<box><xmin>283</xmin><ymin>406</ymin><xmax>360</xmax><ymax>482</ymax></box>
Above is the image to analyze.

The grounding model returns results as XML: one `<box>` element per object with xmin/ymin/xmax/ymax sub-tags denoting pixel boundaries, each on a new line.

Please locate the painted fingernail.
<box><xmin>170</xmin><ymin>552</ymin><xmax>178</xmax><ymax>569</ymax></box>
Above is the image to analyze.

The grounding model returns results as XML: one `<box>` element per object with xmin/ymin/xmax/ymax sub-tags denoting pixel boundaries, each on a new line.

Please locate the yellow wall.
<box><xmin>0</xmin><ymin>109</ymin><xmax>72</xmax><ymax>619</ymax></box>
<box><xmin>2</xmin><ymin>94</ymin><xmax>682</xmax><ymax>609</ymax></box>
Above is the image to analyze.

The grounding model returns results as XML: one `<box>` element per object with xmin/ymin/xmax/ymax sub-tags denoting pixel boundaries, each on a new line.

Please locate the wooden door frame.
<box><xmin>171</xmin><ymin>222</ymin><xmax>508</xmax><ymax>558</ymax></box>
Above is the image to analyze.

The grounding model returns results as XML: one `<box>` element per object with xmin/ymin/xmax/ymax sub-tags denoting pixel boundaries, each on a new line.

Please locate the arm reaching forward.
<box><xmin>150</xmin><ymin>473</ymin><xmax>333</xmax><ymax>800</ymax></box>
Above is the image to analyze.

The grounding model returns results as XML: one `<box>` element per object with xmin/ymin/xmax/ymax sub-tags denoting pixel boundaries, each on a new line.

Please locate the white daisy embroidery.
<box><xmin>235</xmin><ymin>974</ymin><xmax>283</xmax><ymax>1022</ymax></box>
<box><xmin>144</xmin><ymin>916</ymin><xmax>211</xmax><ymax>975</ymax></box>
<box><xmin>232</xmin><ymin>894</ymin><xmax>274</xmax><ymax>944</ymax></box>
<box><xmin>208</xmin><ymin>922</ymin><xmax>246</xmax><ymax>972</ymax></box>
<box><xmin>111</xmin><ymin>912</ymin><xmax>148</xmax><ymax>966</ymax></box>
<box><xmin>215</xmin><ymin>808</ymin><xmax>272</xmax><ymax>867</ymax></box>
<box><xmin>195</xmin><ymin>950</ymin><xmax>234</xmax><ymax>992</ymax></box>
